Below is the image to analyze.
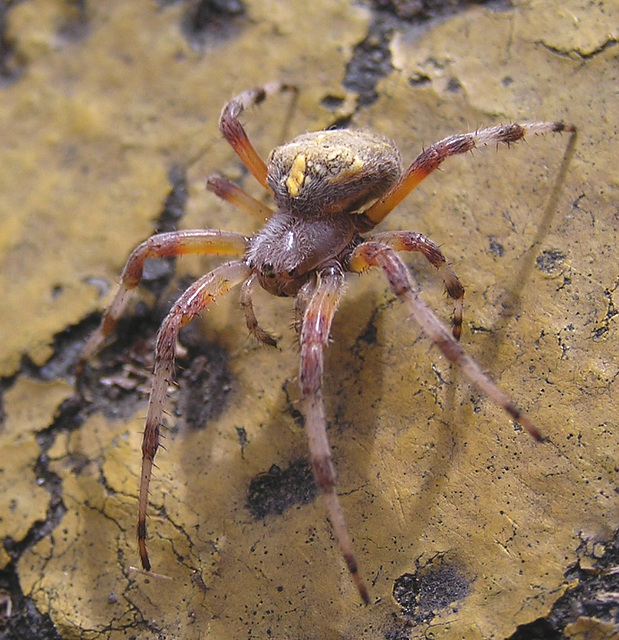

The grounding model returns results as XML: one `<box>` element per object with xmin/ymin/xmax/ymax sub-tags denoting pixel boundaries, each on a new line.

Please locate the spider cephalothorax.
<box><xmin>80</xmin><ymin>82</ymin><xmax>574</xmax><ymax>604</ymax></box>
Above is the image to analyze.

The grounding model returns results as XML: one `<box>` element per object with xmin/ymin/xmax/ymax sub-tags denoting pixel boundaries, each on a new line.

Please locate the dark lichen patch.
<box><xmin>591</xmin><ymin>281</ymin><xmax>618</xmax><ymax>342</ymax></box>
<box><xmin>0</xmin><ymin>564</ymin><xmax>62</xmax><ymax>640</ymax></box>
<box><xmin>0</xmin><ymin>2</ymin><xmax>25</xmax><ymax>88</ymax></box>
<box><xmin>393</xmin><ymin>554</ymin><xmax>471</xmax><ymax>624</ymax></box>
<box><xmin>141</xmin><ymin>167</ymin><xmax>189</xmax><ymax>297</ymax></box>
<box><xmin>347</xmin><ymin>0</ymin><xmax>514</xmax><ymax>107</ymax></box>
<box><xmin>75</xmin><ymin>304</ymin><xmax>166</xmax><ymax>422</ymax></box>
<box><xmin>507</xmin><ymin>529</ymin><xmax>619</xmax><ymax>640</ymax></box>
<box><xmin>56</xmin><ymin>0</ymin><xmax>90</xmax><ymax>45</ymax></box>
<box><xmin>535</xmin><ymin>248</ymin><xmax>567</xmax><ymax>277</ymax></box>
<box><xmin>21</xmin><ymin>315</ymin><xmax>101</xmax><ymax>384</ymax></box>
<box><xmin>488</xmin><ymin>236</ymin><xmax>505</xmax><ymax>257</ymax></box>
<box><xmin>156</xmin><ymin>167</ymin><xmax>188</xmax><ymax>234</ymax></box>
<box><xmin>179</xmin><ymin>0</ymin><xmax>245</xmax><ymax>48</ymax></box>
<box><xmin>175</xmin><ymin>323</ymin><xmax>233</xmax><ymax>429</ymax></box>
<box><xmin>247</xmin><ymin>460</ymin><xmax>317</xmax><ymax>519</ymax></box>
<box><xmin>383</xmin><ymin>624</ymin><xmax>413</xmax><ymax>640</ymax></box>
<box><xmin>372</xmin><ymin>0</ymin><xmax>511</xmax><ymax>22</ymax></box>
<box><xmin>344</xmin><ymin>16</ymin><xmax>394</xmax><ymax>107</ymax></box>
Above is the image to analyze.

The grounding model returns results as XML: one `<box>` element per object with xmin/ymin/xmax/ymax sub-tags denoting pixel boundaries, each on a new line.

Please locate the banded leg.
<box><xmin>299</xmin><ymin>266</ymin><xmax>370</xmax><ymax>604</ymax></box>
<box><xmin>207</xmin><ymin>174</ymin><xmax>274</xmax><ymax>222</ymax></box>
<box><xmin>240</xmin><ymin>273</ymin><xmax>278</xmax><ymax>346</ymax></box>
<box><xmin>349</xmin><ymin>241</ymin><xmax>542</xmax><ymax>441</ymax></box>
<box><xmin>79</xmin><ymin>230</ymin><xmax>248</xmax><ymax>363</ymax></box>
<box><xmin>367</xmin><ymin>230</ymin><xmax>465</xmax><ymax>339</ymax></box>
<box><xmin>359</xmin><ymin>122</ymin><xmax>576</xmax><ymax>229</ymax></box>
<box><xmin>219</xmin><ymin>82</ymin><xmax>298</xmax><ymax>190</ymax></box>
<box><xmin>138</xmin><ymin>260</ymin><xmax>251</xmax><ymax>571</ymax></box>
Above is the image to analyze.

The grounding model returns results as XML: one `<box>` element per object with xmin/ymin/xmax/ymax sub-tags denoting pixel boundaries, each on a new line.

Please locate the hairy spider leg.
<box><xmin>207</xmin><ymin>174</ymin><xmax>274</xmax><ymax>222</ymax></box>
<box><xmin>359</xmin><ymin>122</ymin><xmax>576</xmax><ymax>229</ymax></box>
<box><xmin>367</xmin><ymin>230</ymin><xmax>465</xmax><ymax>340</ymax></box>
<box><xmin>79</xmin><ymin>230</ymin><xmax>248</xmax><ymax>364</ymax></box>
<box><xmin>293</xmin><ymin>277</ymin><xmax>318</xmax><ymax>339</ymax></box>
<box><xmin>219</xmin><ymin>82</ymin><xmax>298</xmax><ymax>190</ymax></box>
<box><xmin>299</xmin><ymin>266</ymin><xmax>370</xmax><ymax>604</ymax></box>
<box><xmin>240</xmin><ymin>272</ymin><xmax>278</xmax><ymax>347</ymax></box>
<box><xmin>348</xmin><ymin>241</ymin><xmax>542</xmax><ymax>441</ymax></box>
<box><xmin>138</xmin><ymin>260</ymin><xmax>252</xmax><ymax>571</ymax></box>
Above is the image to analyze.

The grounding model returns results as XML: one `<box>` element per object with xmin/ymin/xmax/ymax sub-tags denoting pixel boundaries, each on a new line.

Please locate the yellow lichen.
<box><xmin>0</xmin><ymin>0</ymin><xmax>616</xmax><ymax>638</ymax></box>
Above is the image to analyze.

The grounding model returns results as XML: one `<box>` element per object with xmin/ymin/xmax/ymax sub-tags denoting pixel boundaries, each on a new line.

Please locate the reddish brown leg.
<box><xmin>299</xmin><ymin>266</ymin><xmax>370</xmax><ymax>604</ymax></box>
<box><xmin>79</xmin><ymin>230</ymin><xmax>248</xmax><ymax>363</ymax></box>
<box><xmin>138</xmin><ymin>260</ymin><xmax>251</xmax><ymax>571</ymax></box>
<box><xmin>293</xmin><ymin>276</ymin><xmax>317</xmax><ymax>339</ymax></box>
<box><xmin>207</xmin><ymin>174</ymin><xmax>274</xmax><ymax>222</ymax></box>
<box><xmin>349</xmin><ymin>241</ymin><xmax>542</xmax><ymax>441</ymax></box>
<box><xmin>360</xmin><ymin>122</ymin><xmax>576</xmax><ymax>228</ymax></box>
<box><xmin>368</xmin><ymin>230</ymin><xmax>465</xmax><ymax>339</ymax></box>
<box><xmin>240</xmin><ymin>273</ymin><xmax>278</xmax><ymax>347</ymax></box>
<box><xmin>219</xmin><ymin>82</ymin><xmax>298</xmax><ymax>190</ymax></box>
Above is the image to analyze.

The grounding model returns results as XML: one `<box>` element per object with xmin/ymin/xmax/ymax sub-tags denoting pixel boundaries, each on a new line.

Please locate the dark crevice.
<box><xmin>177</xmin><ymin>0</ymin><xmax>246</xmax><ymax>48</ymax></box>
<box><xmin>0</xmin><ymin>564</ymin><xmax>63</xmax><ymax>640</ymax></box>
<box><xmin>506</xmin><ymin>529</ymin><xmax>619</xmax><ymax>639</ymax></box>
<box><xmin>141</xmin><ymin>166</ymin><xmax>189</xmax><ymax>297</ymax></box>
<box><xmin>344</xmin><ymin>1</ymin><xmax>513</xmax><ymax>108</ymax></box>
<box><xmin>0</xmin><ymin>165</ymin><xmax>231</xmax><ymax>637</ymax></box>
<box><xmin>343</xmin><ymin>15</ymin><xmax>395</xmax><ymax>108</ymax></box>
<box><xmin>56</xmin><ymin>0</ymin><xmax>90</xmax><ymax>45</ymax></box>
<box><xmin>536</xmin><ymin>37</ymin><xmax>618</xmax><ymax>61</ymax></box>
<box><xmin>0</xmin><ymin>1</ymin><xmax>26</xmax><ymax>88</ymax></box>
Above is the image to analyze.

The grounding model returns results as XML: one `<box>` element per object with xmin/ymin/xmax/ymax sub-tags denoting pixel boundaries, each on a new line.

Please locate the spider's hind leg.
<box><xmin>349</xmin><ymin>241</ymin><xmax>542</xmax><ymax>441</ymax></box>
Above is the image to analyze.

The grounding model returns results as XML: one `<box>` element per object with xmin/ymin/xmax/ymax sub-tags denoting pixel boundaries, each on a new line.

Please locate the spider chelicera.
<box><xmin>80</xmin><ymin>82</ymin><xmax>574</xmax><ymax>604</ymax></box>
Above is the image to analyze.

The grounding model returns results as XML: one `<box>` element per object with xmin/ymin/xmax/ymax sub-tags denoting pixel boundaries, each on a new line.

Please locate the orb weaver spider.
<box><xmin>80</xmin><ymin>82</ymin><xmax>574</xmax><ymax>604</ymax></box>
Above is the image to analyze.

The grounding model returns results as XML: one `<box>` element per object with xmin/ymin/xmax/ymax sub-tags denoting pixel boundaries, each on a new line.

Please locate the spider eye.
<box><xmin>262</xmin><ymin>263</ymin><xmax>276</xmax><ymax>278</ymax></box>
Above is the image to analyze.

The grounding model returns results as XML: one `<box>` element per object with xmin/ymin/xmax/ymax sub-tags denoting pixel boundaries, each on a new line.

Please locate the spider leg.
<box><xmin>138</xmin><ymin>260</ymin><xmax>251</xmax><ymax>571</ymax></box>
<box><xmin>299</xmin><ymin>266</ymin><xmax>370</xmax><ymax>604</ymax></box>
<box><xmin>207</xmin><ymin>173</ymin><xmax>274</xmax><ymax>222</ymax></box>
<box><xmin>240</xmin><ymin>273</ymin><xmax>278</xmax><ymax>347</ymax></box>
<box><xmin>219</xmin><ymin>82</ymin><xmax>298</xmax><ymax>190</ymax></box>
<box><xmin>348</xmin><ymin>241</ymin><xmax>542</xmax><ymax>441</ymax></box>
<box><xmin>359</xmin><ymin>122</ymin><xmax>576</xmax><ymax>229</ymax></box>
<box><xmin>368</xmin><ymin>230</ymin><xmax>465</xmax><ymax>340</ymax></box>
<box><xmin>79</xmin><ymin>230</ymin><xmax>248</xmax><ymax>364</ymax></box>
<box><xmin>293</xmin><ymin>275</ymin><xmax>318</xmax><ymax>339</ymax></box>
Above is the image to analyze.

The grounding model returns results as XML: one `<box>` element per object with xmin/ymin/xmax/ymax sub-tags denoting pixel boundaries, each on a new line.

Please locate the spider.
<box><xmin>79</xmin><ymin>82</ymin><xmax>574</xmax><ymax>604</ymax></box>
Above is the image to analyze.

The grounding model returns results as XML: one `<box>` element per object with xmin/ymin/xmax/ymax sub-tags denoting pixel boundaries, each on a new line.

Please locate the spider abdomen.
<box><xmin>267</xmin><ymin>129</ymin><xmax>401</xmax><ymax>217</ymax></box>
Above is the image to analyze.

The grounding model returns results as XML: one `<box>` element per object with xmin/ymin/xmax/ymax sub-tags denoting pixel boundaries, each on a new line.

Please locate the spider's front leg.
<box><xmin>219</xmin><ymin>82</ymin><xmax>298</xmax><ymax>190</ymax></box>
<box><xmin>138</xmin><ymin>260</ymin><xmax>251</xmax><ymax>571</ymax></box>
<box><xmin>348</xmin><ymin>241</ymin><xmax>542</xmax><ymax>441</ymax></box>
<box><xmin>78</xmin><ymin>230</ymin><xmax>248</xmax><ymax>365</ymax></box>
<box><xmin>299</xmin><ymin>265</ymin><xmax>370</xmax><ymax>604</ymax></box>
<box><xmin>368</xmin><ymin>230</ymin><xmax>465</xmax><ymax>339</ymax></box>
<box><xmin>357</xmin><ymin>121</ymin><xmax>576</xmax><ymax>230</ymax></box>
